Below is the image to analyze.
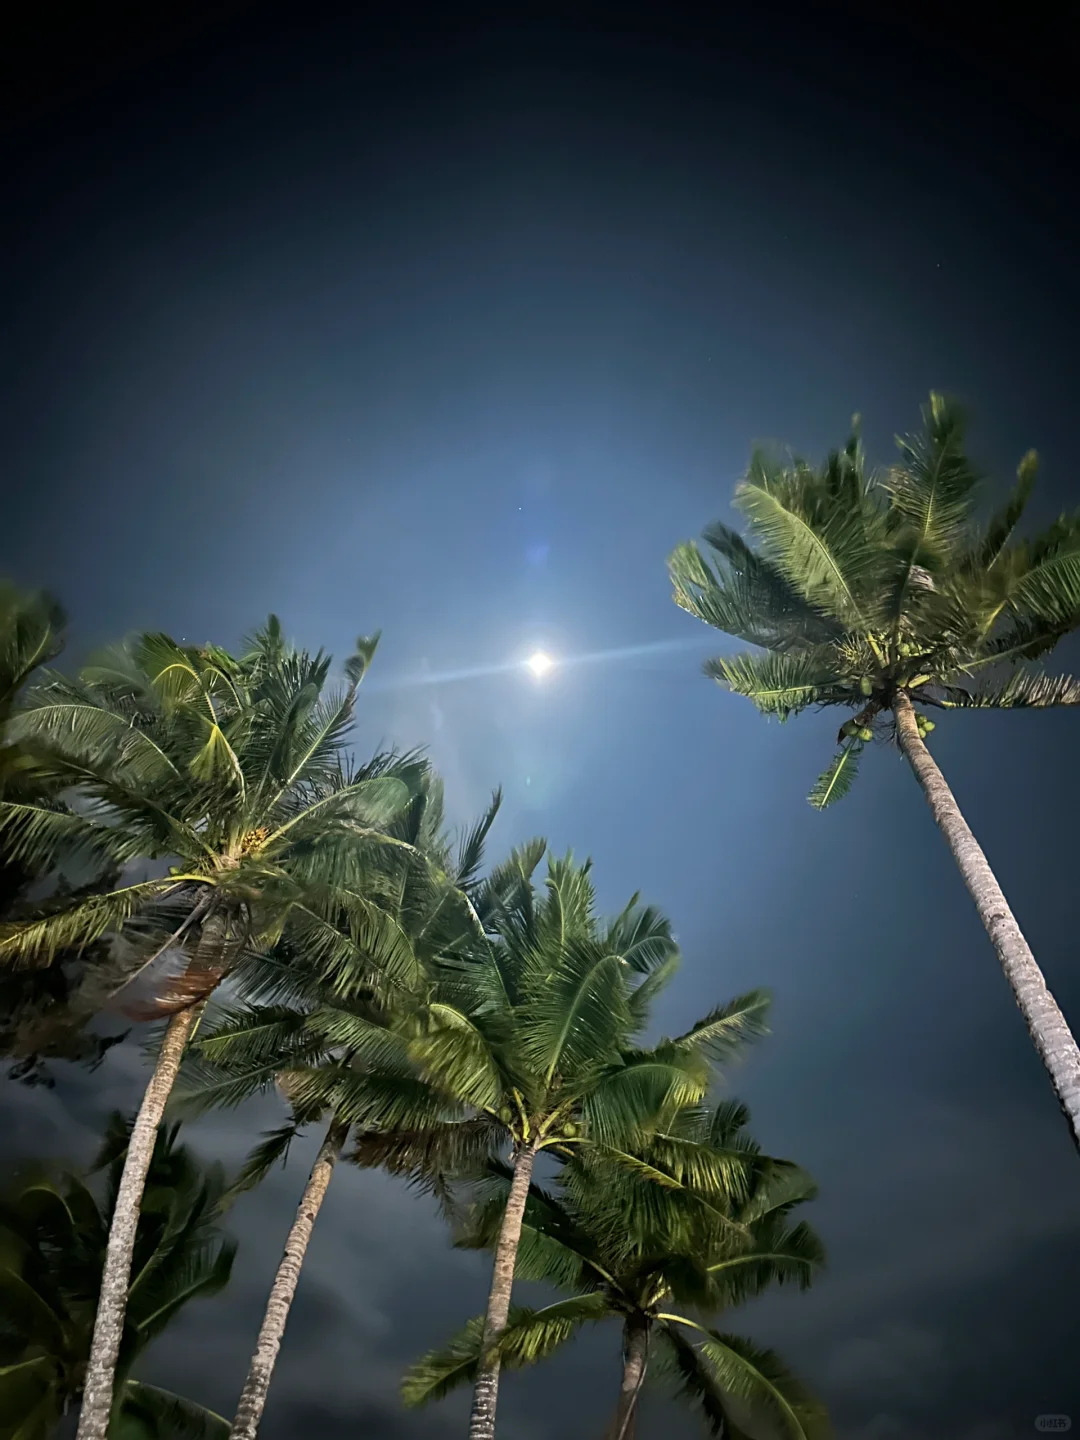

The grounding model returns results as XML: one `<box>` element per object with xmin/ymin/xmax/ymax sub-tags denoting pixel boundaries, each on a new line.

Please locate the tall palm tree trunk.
<box><xmin>229</xmin><ymin>1117</ymin><xmax>350</xmax><ymax>1440</ymax></box>
<box><xmin>74</xmin><ymin>1003</ymin><xmax>203</xmax><ymax>1440</ymax></box>
<box><xmin>894</xmin><ymin>689</ymin><xmax>1080</xmax><ymax>1150</ymax></box>
<box><xmin>467</xmin><ymin>1141</ymin><xmax>538</xmax><ymax>1440</ymax></box>
<box><xmin>608</xmin><ymin>1316</ymin><xmax>649</xmax><ymax>1440</ymax></box>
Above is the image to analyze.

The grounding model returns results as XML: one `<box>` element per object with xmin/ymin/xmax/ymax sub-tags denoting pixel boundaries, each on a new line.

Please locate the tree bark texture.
<box><xmin>893</xmin><ymin>688</ymin><xmax>1080</xmax><ymax>1152</ymax></box>
<box><xmin>467</xmin><ymin>1142</ymin><xmax>538</xmax><ymax>1440</ymax></box>
<box><xmin>228</xmin><ymin>1117</ymin><xmax>350</xmax><ymax>1440</ymax></box>
<box><xmin>74</xmin><ymin>1003</ymin><xmax>202</xmax><ymax>1440</ymax></box>
<box><xmin>609</xmin><ymin>1316</ymin><xmax>649</xmax><ymax>1440</ymax></box>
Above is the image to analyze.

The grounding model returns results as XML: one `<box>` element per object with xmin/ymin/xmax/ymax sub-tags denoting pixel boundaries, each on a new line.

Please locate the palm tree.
<box><xmin>175</xmin><ymin>773</ymin><xmax>505</xmax><ymax>1440</ymax></box>
<box><xmin>0</xmin><ymin>581</ymin><xmax>66</xmax><ymax>799</ymax></box>
<box><xmin>0</xmin><ymin>619</ymin><xmax>419</xmax><ymax>1440</ymax></box>
<box><xmin>404</xmin><ymin>1100</ymin><xmax>827</xmax><ymax>1439</ymax></box>
<box><xmin>0</xmin><ymin>1112</ymin><xmax>234</xmax><ymax>1439</ymax></box>
<box><xmin>352</xmin><ymin>846</ymin><xmax>771</xmax><ymax>1440</ymax></box>
<box><xmin>668</xmin><ymin>395</ymin><xmax>1080</xmax><ymax>1150</ymax></box>
<box><xmin>0</xmin><ymin>582</ymin><xmax>113</xmax><ymax>1083</ymax></box>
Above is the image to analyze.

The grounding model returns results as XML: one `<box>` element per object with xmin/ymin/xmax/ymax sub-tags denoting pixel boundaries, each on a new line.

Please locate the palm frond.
<box><xmin>0</xmin><ymin>879</ymin><xmax>187</xmax><ymax>969</ymax></box>
<box><xmin>130</xmin><ymin>1237</ymin><xmax>237</xmax><ymax>1344</ymax></box>
<box><xmin>706</xmin><ymin>1099</ymin><xmax>752</xmax><ymax>1147</ymax></box>
<box><xmin>0</xmin><ymin>799</ymin><xmax>128</xmax><ymax>876</ymax></box>
<box><xmin>0</xmin><ymin>583</ymin><xmax>66</xmax><ymax>715</ymax></box>
<box><xmin>6</xmin><ymin>692</ymin><xmax>181</xmax><ymax>783</ymax></box>
<box><xmin>733</xmin><ymin>450</ymin><xmax>882</xmax><ymax>630</ymax></box>
<box><xmin>119</xmin><ymin>1381</ymin><xmax>230</xmax><ymax>1440</ymax></box>
<box><xmin>627</xmin><ymin>952</ymin><xmax>681</xmax><ymax>1034</ymax></box>
<box><xmin>669</xmin><ymin>990</ymin><xmax>771</xmax><ymax>1063</ymax></box>
<box><xmin>454</xmin><ymin>1167</ymin><xmax>602</xmax><ymax>1289</ymax></box>
<box><xmin>539</xmin><ymin>851</ymin><xmax>597</xmax><ymax>948</ymax></box>
<box><xmin>582</xmin><ymin>1056</ymin><xmax>708</xmax><ymax>1147</ymax></box>
<box><xmin>656</xmin><ymin>1323</ymin><xmax>831</xmax><ymax>1440</ymax></box>
<box><xmin>806</xmin><ymin>743</ymin><xmax>862</xmax><ymax>810</ymax></box>
<box><xmin>706</xmin><ymin>652</ymin><xmax>836</xmax><ymax>720</ymax></box>
<box><xmin>0</xmin><ymin>1355</ymin><xmax>58</xmax><ymax>1435</ymax></box>
<box><xmin>411</xmin><ymin>1003</ymin><xmax>506</xmax><ymax>1111</ymax></box>
<box><xmin>454</xmin><ymin>788</ymin><xmax>503</xmax><ymax>893</ymax></box>
<box><xmin>0</xmin><ymin>1268</ymin><xmax>65</xmax><ymax>1350</ymax></box>
<box><xmin>969</xmin><ymin>448</ymin><xmax>1037</xmax><ymax>571</ymax></box>
<box><xmin>518</xmin><ymin>935</ymin><xmax>630</xmax><ymax>1086</ymax></box>
<box><xmin>191</xmin><ymin>1004</ymin><xmax>314</xmax><ymax>1069</ymax></box>
<box><xmin>473</xmin><ymin>836</ymin><xmax>547</xmax><ymax>930</ymax></box>
<box><xmin>400</xmin><ymin>1314</ymin><xmax>486</xmax><ymax>1407</ymax></box>
<box><xmin>739</xmin><ymin>1162</ymin><xmax>819</xmax><ymax>1221</ymax></box>
<box><xmin>307</xmin><ymin>1008</ymin><xmax>415</xmax><ymax>1072</ymax></box>
<box><xmin>285</xmin><ymin>893</ymin><xmax>425</xmax><ymax>998</ymax></box>
<box><xmin>171</xmin><ymin>1052</ymin><xmax>301</xmax><ymax>1115</ymax></box>
<box><xmin>944</xmin><ymin>669</ymin><xmax>1080</xmax><ymax>709</ymax></box>
<box><xmin>349</xmin><ymin>1114</ymin><xmax>503</xmax><ymax>1188</ymax></box>
<box><xmin>706</xmin><ymin>1219</ymin><xmax>825</xmax><ymax>1304</ymax></box>
<box><xmin>886</xmin><ymin>392</ymin><xmax>980</xmax><ymax>569</ymax></box>
<box><xmin>282</xmin><ymin>1065</ymin><xmax>457</xmax><ymax>1135</ymax></box>
<box><xmin>669</xmin><ymin>531</ymin><xmax>839</xmax><ymax>650</ymax></box>
<box><xmin>644</xmin><ymin>1132</ymin><xmax>760</xmax><ymax>1206</ymax></box>
<box><xmin>604</xmin><ymin>900</ymin><xmax>678</xmax><ymax>975</ymax></box>
<box><xmin>1002</xmin><ymin>511</ymin><xmax>1080</xmax><ymax>629</ymax></box>
<box><xmin>343</xmin><ymin>632</ymin><xmax>381</xmax><ymax>690</ymax></box>
<box><xmin>966</xmin><ymin>615</ymin><xmax>1076</xmax><ymax>669</ymax></box>
<box><xmin>262</xmin><ymin>774</ymin><xmax>410</xmax><ymax>849</ymax></box>
<box><xmin>565</xmin><ymin>1144</ymin><xmax>748</xmax><ymax>1254</ymax></box>
<box><xmin>223</xmin><ymin>1122</ymin><xmax>302</xmax><ymax>1202</ymax></box>
<box><xmin>402</xmin><ymin>1293</ymin><xmax>609</xmax><ymax>1408</ymax></box>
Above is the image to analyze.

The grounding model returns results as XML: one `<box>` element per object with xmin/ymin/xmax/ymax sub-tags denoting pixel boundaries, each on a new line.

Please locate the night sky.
<box><xmin>3</xmin><ymin>6</ymin><xmax>1080</xmax><ymax>1438</ymax></box>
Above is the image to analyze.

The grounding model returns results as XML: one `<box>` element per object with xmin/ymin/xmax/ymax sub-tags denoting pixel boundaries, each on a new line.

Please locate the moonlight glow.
<box><xmin>526</xmin><ymin>650</ymin><xmax>555</xmax><ymax>678</ymax></box>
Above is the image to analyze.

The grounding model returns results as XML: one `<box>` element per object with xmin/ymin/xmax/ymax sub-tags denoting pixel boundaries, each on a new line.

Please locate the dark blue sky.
<box><xmin>3</xmin><ymin>7</ymin><xmax>1079</xmax><ymax>1438</ymax></box>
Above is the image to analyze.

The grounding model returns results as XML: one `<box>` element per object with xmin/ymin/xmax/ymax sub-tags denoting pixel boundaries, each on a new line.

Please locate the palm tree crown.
<box><xmin>0</xmin><ymin>1113</ymin><xmax>234</xmax><ymax>1440</ymax></box>
<box><xmin>0</xmin><ymin>618</ymin><xmax>416</xmax><ymax>1006</ymax></box>
<box><xmin>405</xmin><ymin>1099</ymin><xmax>828</xmax><ymax>1439</ymax></box>
<box><xmin>175</xmin><ymin>768</ymin><xmax>505</xmax><ymax>1178</ymax></box>
<box><xmin>354</xmin><ymin>844</ymin><xmax>770</xmax><ymax>1194</ymax></box>
<box><xmin>668</xmin><ymin>394</ymin><xmax>1080</xmax><ymax>806</ymax></box>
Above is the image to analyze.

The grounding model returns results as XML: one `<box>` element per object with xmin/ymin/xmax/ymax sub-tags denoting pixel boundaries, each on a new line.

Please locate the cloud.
<box><xmin>823</xmin><ymin>1324</ymin><xmax>950</xmax><ymax>1401</ymax></box>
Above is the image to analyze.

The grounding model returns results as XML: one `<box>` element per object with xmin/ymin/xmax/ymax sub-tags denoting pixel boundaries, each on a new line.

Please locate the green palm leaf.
<box><xmin>0</xmin><ymin>1356</ymin><xmax>58</xmax><ymax>1439</ymax></box>
<box><xmin>604</xmin><ymin>898</ymin><xmax>678</xmax><ymax>975</ymax></box>
<box><xmin>969</xmin><ymin>449</ymin><xmax>1037</xmax><ymax>571</ymax></box>
<box><xmin>453</xmin><ymin>787</ymin><xmax>503</xmax><ymax>893</ymax></box>
<box><xmin>0</xmin><ymin>1116</ymin><xmax>238</xmax><ymax>1436</ymax></box>
<box><xmin>402</xmin><ymin>1294</ymin><xmax>609</xmax><ymax>1407</ymax></box>
<box><xmin>582</xmin><ymin>1057</ymin><xmax>708</xmax><ymax>1145</ymax></box>
<box><xmin>657</xmin><ymin>1323</ymin><xmax>832</xmax><ymax>1439</ymax></box>
<box><xmin>807</xmin><ymin>743</ymin><xmax>862</xmax><ymax>810</ymax></box>
<box><xmin>117</xmin><ymin>1381</ymin><xmax>230</xmax><ymax>1440</ymax></box>
<box><xmin>944</xmin><ymin>669</ymin><xmax>1080</xmax><ymax>708</ymax></box>
<box><xmin>706</xmin><ymin>653</ymin><xmax>835</xmax><ymax>719</ymax></box>
<box><xmin>886</xmin><ymin>393</ymin><xmax>980</xmax><ymax>571</ymax></box>
<box><xmin>518</xmin><ymin>935</ymin><xmax>630</xmax><ymax>1084</ymax></box>
<box><xmin>411</xmin><ymin>1003</ymin><xmax>505</xmax><ymax>1110</ymax></box>
<box><xmin>627</xmin><ymin>952</ymin><xmax>681</xmax><ymax>1033</ymax></box>
<box><xmin>670</xmin><ymin>989</ymin><xmax>771</xmax><ymax>1062</ymax></box>
<box><xmin>733</xmin><ymin>455</ymin><xmax>881</xmax><ymax>630</ymax></box>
